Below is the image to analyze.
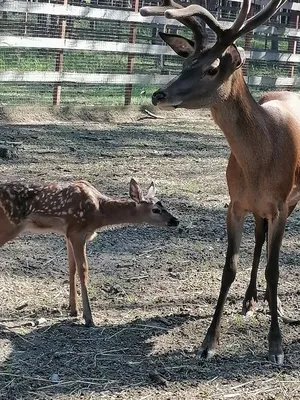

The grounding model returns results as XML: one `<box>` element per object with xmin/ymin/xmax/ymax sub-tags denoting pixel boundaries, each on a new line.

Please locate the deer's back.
<box><xmin>258</xmin><ymin>91</ymin><xmax>300</xmax><ymax>162</ymax></box>
<box><xmin>259</xmin><ymin>91</ymin><xmax>300</xmax><ymax>125</ymax></box>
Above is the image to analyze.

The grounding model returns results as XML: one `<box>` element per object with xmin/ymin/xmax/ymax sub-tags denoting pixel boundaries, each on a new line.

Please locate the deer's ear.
<box><xmin>129</xmin><ymin>178</ymin><xmax>144</xmax><ymax>203</ymax></box>
<box><xmin>146</xmin><ymin>182</ymin><xmax>156</xmax><ymax>199</ymax></box>
<box><xmin>159</xmin><ymin>32</ymin><xmax>195</xmax><ymax>58</ymax></box>
<box><xmin>230</xmin><ymin>45</ymin><xmax>246</xmax><ymax>69</ymax></box>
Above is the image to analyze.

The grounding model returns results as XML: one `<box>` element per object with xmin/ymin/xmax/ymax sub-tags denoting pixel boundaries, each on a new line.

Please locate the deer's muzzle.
<box><xmin>167</xmin><ymin>217</ymin><xmax>179</xmax><ymax>227</ymax></box>
<box><xmin>152</xmin><ymin>90</ymin><xmax>167</xmax><ymax>106</ymax></box>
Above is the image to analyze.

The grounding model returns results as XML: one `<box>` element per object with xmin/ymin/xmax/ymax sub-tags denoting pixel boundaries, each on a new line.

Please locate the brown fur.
<box><xmin>151</xmin><ymin>40</ymin><xmax>300</xmax><ymax>363</ymax></box>
<box><xmin>140</xmin><ymin>0</ymin><xmax>295</xmax><ymax>366</ymax></box>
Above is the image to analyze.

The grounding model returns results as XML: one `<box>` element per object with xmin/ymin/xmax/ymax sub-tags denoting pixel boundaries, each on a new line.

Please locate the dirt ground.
<box><xmin>0</xmin><ymin>109</ymin><xmax>299</xmax><ymax>400</ymax></box>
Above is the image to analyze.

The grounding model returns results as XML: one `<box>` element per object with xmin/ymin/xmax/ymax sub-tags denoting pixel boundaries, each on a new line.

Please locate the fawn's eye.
<box><xmin>152</xmin><ymin>208</ymin><xmax>161</xmax><ymax>214</ymax></box>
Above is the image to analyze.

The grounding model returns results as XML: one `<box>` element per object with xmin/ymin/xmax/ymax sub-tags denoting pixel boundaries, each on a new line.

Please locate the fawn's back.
<box><xmin>0</xmin><ymin>180</ymin><xmax>102</xmax><ymax>235</ymax></box>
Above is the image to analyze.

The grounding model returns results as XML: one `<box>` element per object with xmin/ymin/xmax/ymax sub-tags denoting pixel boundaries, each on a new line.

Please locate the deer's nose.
<box><xmin>168</xmin><ymin>217</ymin><xmax>179</xmax><ymax>227</ymax></box>
<box><xmin>152</xmin><ymin>90</ymin><xmax>166</xmax><ymax>105</ymax></box>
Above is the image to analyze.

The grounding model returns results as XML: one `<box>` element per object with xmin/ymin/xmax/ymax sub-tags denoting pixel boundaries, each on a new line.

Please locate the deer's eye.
<box><xmin>207</xmin><ymin>67</ymin><xmax>218</xmax><ymax>76</ymax></box>
<box><xmin>152</xmin><ymin>208</ymin><xmax>161</xmax><ymax>214</ymax></box>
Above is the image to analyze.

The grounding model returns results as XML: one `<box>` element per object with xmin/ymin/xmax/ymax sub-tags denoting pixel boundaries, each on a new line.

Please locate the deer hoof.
<box><xmin>199</xmin><ymin>334</ymin><xmax>218</xmax><ymax>360</ymax></box>
<box><xmin>242</xmin><ymin>288</ymin><xmax>257</xmax><ymax>316</ymax></box>
<box><xmin>268</xmin><ymin>338</ymin><xmax>284</xmax><ymax>365</ymax></box>
<box><xmin>242</xmin><ymin>298</ymin><xmax>256</xmax><ymax>316</ymax></box>
<box><xmin>200</xmin><ymin>347</ymin><xmax>216</xmax><ymax>360</ymax></box>
<box><xmin>69</xmin><ymin>309</ymin><xmax>78</xmax><ymax>317</ymax></box>
<box><xmin>268</xmin><ymin>352</ymin><xmax>284</xmax><ymax>365</ymax></box>
<box><xmin>84</xmin><ymin>318</ymin><xmax>95</xmax><ymax>328</ymax></box>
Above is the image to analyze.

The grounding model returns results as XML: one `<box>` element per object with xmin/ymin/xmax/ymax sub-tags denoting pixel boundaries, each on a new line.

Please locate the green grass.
<box><xmin>0</xmin><ymin>83</ymin><xmax>158</xmax><ymax>106</ymax></box>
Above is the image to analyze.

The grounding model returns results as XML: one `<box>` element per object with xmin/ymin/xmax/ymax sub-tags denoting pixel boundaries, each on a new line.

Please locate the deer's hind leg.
<box><xmin>0</xmin><ymin>207</ymin><xmax>24</xmax><ymax>247</ymax></box>
<box><xmin>264</xmin><ymin>203</ymin><xmax>296</xmax><ymax>315</ymax></box>
<box><xmin>243</xmin><ymin>204</ymin><xmax>297</xmax><ymax>316</ymax></box>
<box><xmin>265</xmin><ymin>204</ymin><xmax>288</xmax><ymax>364</ymax></box>
<box><xmin>242</xmin><ymin>216</ymin><xmax>267</xmax><ymax>315</ymax></box>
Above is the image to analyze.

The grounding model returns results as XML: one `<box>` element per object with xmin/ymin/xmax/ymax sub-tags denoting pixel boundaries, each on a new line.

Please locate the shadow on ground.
<box><xmin>0</xmin><ymin>312</ymin><xmax>299</xmax><ymax>399</ymax></box>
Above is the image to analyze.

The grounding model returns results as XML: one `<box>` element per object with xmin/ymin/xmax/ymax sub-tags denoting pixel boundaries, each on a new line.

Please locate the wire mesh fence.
<box><xmin>0</xmin><ymin>0</ymin><xmax>299</xmax><ymax>107</ymax></box>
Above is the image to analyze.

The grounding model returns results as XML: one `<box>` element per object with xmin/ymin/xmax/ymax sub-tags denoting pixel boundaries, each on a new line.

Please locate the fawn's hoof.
<box><xmin>69</xmin><ymin>310</ymin><xmax>78</xmax><ymax>317</ymax></box>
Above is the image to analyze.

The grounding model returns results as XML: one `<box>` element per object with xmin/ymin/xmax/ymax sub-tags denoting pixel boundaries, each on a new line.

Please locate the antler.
<box><xmin>140</xmin><ymin>0</ymin><xmax>182</xmax><ymax>16</ymax></box>
<box><xmin>140</xmin><ymin>0</ymin><xmax>208</xmax><ymax>51</ymax></box>
<box><xmin>165</xmin><ymin>0</ymin><xmax>285</xmax><ymax>46</ymax></box>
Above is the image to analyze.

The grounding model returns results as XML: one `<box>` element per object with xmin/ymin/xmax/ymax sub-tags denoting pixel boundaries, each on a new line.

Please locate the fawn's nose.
<box><xmin>152</xmin><ymin>90</ymin><xmax>166</xmax><ymax>105</ymax></box>
<box><xmin>168</xmin><ymin>217</ymin><xmax>179</xmax><ymax>227</ymax></box>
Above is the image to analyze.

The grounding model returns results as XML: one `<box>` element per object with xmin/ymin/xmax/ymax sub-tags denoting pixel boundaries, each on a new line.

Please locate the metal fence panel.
<box><xmin>0</xmin><ymin>0</ymin><xmax>299</xmax><ymax>106</ymax></box>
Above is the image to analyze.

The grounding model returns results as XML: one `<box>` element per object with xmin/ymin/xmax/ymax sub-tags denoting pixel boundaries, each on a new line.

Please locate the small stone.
<box><xmin>169</xmin><ymin>272</ymin><xmax>180</xmax><ymax>279</ymax></box>
<box><xmin>50</xmin><ymin>373</ymin><xmax>60</xmax><ymax>384</ymax></box>
<box><xmin>35</xmin><ymin>317</ymin><xmax>47</xmax><ymax>326</ymax></box>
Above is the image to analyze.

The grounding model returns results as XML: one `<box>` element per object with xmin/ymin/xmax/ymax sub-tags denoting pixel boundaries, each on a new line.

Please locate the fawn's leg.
<box><xmin>265</xmin><ymin>205</ymin><xmax>287</xmax><ymax>364</ymax></box>
<box><xmin>200</xmin><ymin>202</ymin><xmax>245</xmax><ymax>359</ymax></box>
<box><xmin>242</xmin><ymin>216</ymin><xmax>267</xmax><ymax>315</ymax></box>
<box><xmin>68</xmin><ymin>234</ymin><xmax>94</xmax><ymax>327</ymax></box>
<box><xmin>66</xmin><ymin>238</ymin><xmax>78</xmax><ymax>317</ymax></box>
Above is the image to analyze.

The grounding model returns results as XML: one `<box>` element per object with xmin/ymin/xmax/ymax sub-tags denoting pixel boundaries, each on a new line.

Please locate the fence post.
<box><xmin>124</xmin><ymin>0</ymin><xmax>139</xmax><ymax>106</ymax></box>
<box><xmin>243</xmin><ymin>3</ymin><xmax>254</xmax><ymax>76</ymax></box>
<box><xmin>53</xmin><ymin>0</ymin><xmax>68</xmax><ymax>106</ymax></box>
<box><xmin>288</xmin><ymin>11</ymin><xmax>299</xmax><ymax>78</ymax></box>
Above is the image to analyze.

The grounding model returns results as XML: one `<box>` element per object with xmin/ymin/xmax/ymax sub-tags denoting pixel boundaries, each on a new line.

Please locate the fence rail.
<box><xmin>1</xmin><ymin>71</ymin><xmax>300</xmax><ymax>88</ymax></box>
<box><xmin>0</xmin><ymin>0</ymin><xmax>300</xmax><ymax>106</ymax></box>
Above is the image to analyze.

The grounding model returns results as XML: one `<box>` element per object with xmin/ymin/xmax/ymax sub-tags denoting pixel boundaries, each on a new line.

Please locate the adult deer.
<box><xmin>140</xmin><ymin>0</ymin><xmax>300</xmax><ymax>364</ymax></box>
<box><xmin>0</xmin><ymin>178</ymin><xmax>179</xmax><ymax>327</ymax></box>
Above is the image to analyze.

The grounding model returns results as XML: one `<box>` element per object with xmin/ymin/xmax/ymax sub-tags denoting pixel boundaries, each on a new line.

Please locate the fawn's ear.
<box><xmin>129</xmin><ymin>178</ymin><xmax>144</xmax><ymax>203</ymax></box>
<box><xmin>146</xmin><ymin>182</ymin><xmax>156</xmax><ymax>199</ymax></box>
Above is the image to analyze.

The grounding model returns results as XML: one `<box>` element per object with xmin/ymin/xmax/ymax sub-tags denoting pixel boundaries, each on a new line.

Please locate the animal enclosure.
<box><xmin>0</xmin><ymin>112</ymin><xmax>299</xmax><ymax>399</ymax></box>
<box><xmin>0</xmin><ymin>0</ymin><xmax>300</xmax><ymax>106</ymax></box>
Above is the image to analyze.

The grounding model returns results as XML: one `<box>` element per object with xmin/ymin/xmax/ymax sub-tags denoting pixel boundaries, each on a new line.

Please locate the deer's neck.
<box><xmin>211</xmin><ymin>70</ymin><xmax>270</xmax><ymax>170</ymax></box>
<box><xmin>95</xmin><ymin>199</ymin><xmax>139</xmax><ymax>228</ymax></box>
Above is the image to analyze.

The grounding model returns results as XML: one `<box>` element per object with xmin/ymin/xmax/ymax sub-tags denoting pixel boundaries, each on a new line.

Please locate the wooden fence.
<box><xmin>0</xmin><ymin>0</ymin><xmax>299</xmax><ymax>106</ymax></box>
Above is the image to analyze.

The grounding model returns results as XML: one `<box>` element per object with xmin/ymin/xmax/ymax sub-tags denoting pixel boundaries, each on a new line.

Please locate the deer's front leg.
<box><xmin>242</xmin><ymin>216</ymin><xmax>267</xmax><ymax>315</ymax></box>
<box><xmin>66</xmin><ymin>239</ymin><xmax>78</xmax><ymax>317</ymax></box>
<box><xmin>265</xmin><ymin>206</ymin><xmax>287</xmax><ymax>365</ymax></box>
<box><xmin>200</xmin><ymin>202</ymin><xmax>245</xmax><ymax>359</ymax></box>
<box><xmin>68</xmin><ymin>234</ymin><xmax>94</xmax><ymax>327</ymax></box>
